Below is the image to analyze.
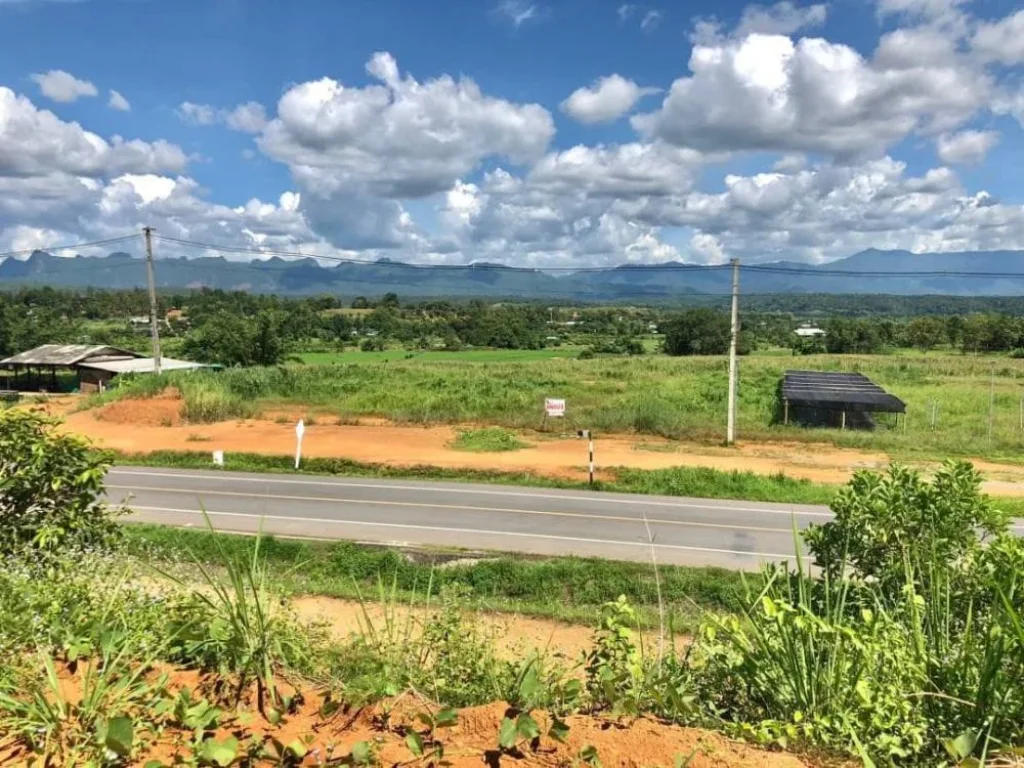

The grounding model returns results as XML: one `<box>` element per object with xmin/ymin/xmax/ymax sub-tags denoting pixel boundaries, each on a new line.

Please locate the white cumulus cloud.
<box><xmin>561</xmin><ymin>75</ymin><xmax>657</xmax><ymax>124</ymax></box>
<box><xmin>177</xmin><ymin>101</ymin><xmax>217</xmax><ymax>125</ymax></box>
<box><xmin>30</xmin><ymin>70</ymin><xmax>97</xmax><ymax>103</ymax></box>
<box><xmin>633</xmin><ymin>33</ymin><xmax>989</xmax><ymax>160</ymax></box>
<box><xmin>935</xmin><ymin>130</ymin><xmax>999</xmax><ymax>165</ymax></box>
<box><xmin>223</xmin><ymin>101</ymin><xmax>267</xmax><ymax>133</ymax></box>
<box><xmin>258</xmin><ymin>51</ymin><xmax>554</xmax><ymax>199</ymax></box>
<box><xmin>107</xmin><ymin>89</ymin><xmax>130</xmax><ymax>112</ymax></box>
<box><xmin>971</xmin><ymin>9</ymin><xmax>1024</xmax><ymax>65</ymax></box>
<box><xmin>0</xmin><ymin>87</ymin><xmax>188</xmax><ymax>178</ymax></box>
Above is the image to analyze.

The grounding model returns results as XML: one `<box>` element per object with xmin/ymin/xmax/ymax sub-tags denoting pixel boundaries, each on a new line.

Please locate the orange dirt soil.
<box><xmin>0</xmin><ymin>660</ymin><xmax>819</xmax><ymax>768</ymax></box>
<box><xmin>39</xmin><ymin>394</ymin><xmax>1024</xmax><ymax>496</ymax></box>
<box><xmin>290</xmin><ymin>595</ymin><xmax>677</xmax><ymax>663</ymax></box>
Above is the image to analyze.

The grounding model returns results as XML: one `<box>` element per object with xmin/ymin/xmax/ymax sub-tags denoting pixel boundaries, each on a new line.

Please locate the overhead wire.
<box><xmin>150</xmin><ymin>234</ymin><xmax>734</xmax><ymax>273</ymax></box>
<box><xmin>151</xmin><ymin>234</ymin><xmax>1024</xmax><ymax>280</ymax></box>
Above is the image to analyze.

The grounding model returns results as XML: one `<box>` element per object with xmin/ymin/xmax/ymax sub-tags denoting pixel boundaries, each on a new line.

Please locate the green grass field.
<box><xmin>91</xmin><ymin>351</ymin><xmax>1024</xmax><ymax>462</ymax></box>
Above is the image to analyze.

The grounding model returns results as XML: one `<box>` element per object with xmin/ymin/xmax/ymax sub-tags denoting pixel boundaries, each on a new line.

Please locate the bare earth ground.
<box><xmin>290</xmin><ymin>595</ymin><xmax>676</xmax><ymax>663</ymax></box>
<box><xmin>40</xmin><ymin>394</ymin><xmax>1024</xmax><ymax>496</ymax></box>
<box><xmin>0</xmin><ymin>659</ymin><xmax>818</xmax><ymax>768</ymax></box>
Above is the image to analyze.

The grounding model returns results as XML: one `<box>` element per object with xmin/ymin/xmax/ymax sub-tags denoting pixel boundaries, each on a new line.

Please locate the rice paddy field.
<box><xmin>87</xmin><ymin>350</ymin><xmax>1024</xmax><ymax>463</ymax></box>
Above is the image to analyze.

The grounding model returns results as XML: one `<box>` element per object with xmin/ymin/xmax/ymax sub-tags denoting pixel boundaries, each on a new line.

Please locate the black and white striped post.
<box><xmin>578</xmin><ymin>429</ymin><xmax>594</xmax><ymax>486</ymax></box>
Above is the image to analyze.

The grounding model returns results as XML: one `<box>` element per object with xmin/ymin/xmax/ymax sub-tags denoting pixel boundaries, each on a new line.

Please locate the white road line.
<box><xmin>109</xmin><ymin>468</ymin><xmax>834</xmax><ymax>518</ymax></box>
<box><xmin>129</xmin><ymin>505</ymin><xmax>798</xmax><ymax>560</ymax></box>
<box><xmin>108</xmin><ymin>484</ymin><xmax>795</xmax><ymax>534</ymax></box>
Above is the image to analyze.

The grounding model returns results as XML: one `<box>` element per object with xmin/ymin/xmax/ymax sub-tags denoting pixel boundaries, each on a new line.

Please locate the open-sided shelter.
<box><xmin>780</xmin><ymin>370</ymin><xmax>906</xmax><ymax>430</ymax></box>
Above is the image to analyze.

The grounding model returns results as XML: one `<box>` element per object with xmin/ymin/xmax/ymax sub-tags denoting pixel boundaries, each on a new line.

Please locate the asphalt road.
<box><xmin>106</xmin><ymin>467</ymin><xmax>1024</xmax><ymax>569</ymax></box>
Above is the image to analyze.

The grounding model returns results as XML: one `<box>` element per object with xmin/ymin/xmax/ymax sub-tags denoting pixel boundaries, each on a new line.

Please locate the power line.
<box><xmin>0</xmin><ymin>234</ymin><xmax>138</xmax><ymax>261</ymax></box>
<box><xmin>743</xmin><ymin>264</ymin><xmax>1024</xmax><ymax>278</ymax></box>
<box><xmin>150</xmin><ymin>234</ymin><xmax>1024</xmax><ymax>279</ymax></box>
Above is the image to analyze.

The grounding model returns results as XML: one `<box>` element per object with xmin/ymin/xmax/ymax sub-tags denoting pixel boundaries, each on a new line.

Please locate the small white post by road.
<box><xmin>578</xmin><ymin>429</ymin><xmax>594</xmax><ymax>486</ymax></box>
<box><xmin>294</xmin><ymin>419</ymin><xmax>305</xmax><ymax>470</ymax></box>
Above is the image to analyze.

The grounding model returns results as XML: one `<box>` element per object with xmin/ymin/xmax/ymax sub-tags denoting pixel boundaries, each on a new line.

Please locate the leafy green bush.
<box><xmin>804</xmin><ymin>462</ymin><xmax>1010</xmax><ymax>599</ymax></box>
<box><xmin>0</xmin><ymin>409</ymin><xmax>124</xmax><ymax>553</ymax></box>
<box><xmin>689</xmin><ymin>462</ymin><xmax>1024</xmax><ymax>764</ymax></box>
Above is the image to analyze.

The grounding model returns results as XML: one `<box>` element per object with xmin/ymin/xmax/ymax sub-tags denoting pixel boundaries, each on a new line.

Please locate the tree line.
<box><xmin>2</xmin><ymin>287</ymin><xmax>1024</xmax><ymax>366</ymax></box>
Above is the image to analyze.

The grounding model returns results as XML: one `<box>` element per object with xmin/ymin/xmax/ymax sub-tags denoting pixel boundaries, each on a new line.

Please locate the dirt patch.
<box><xmin>93</xmin><ymin>391</ymin><xmax>184</xmax><ymax>427</ymax></box>
<box><xmin>60</xmin><ymin>408</ymin><xmax>1024</xmax><ymax>495</ymax></box>
<box><xmin>291</xmin><ymin>595</ymin><xmax>672</xmax><ymax>663</ymax></box>
<box><xmin>1</xmin><ymin>658</ymin><xmax>818</xmax><ymax>768</ymax></box>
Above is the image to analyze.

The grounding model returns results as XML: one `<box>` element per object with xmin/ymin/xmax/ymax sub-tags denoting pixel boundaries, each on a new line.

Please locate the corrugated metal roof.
<box><xmin>76</xmin><ymin>357</ymin><xmax>210</xmax><ymax>374</ymax></box>
<box><xmin>782</xmin><ymin>370</ymin><xmax>906</xmax><ymax>413</ymax></box>
<box><xmin>0</xmin><ymin>344</ymin><xmax>140</xmax><ymax>366</ymax></box>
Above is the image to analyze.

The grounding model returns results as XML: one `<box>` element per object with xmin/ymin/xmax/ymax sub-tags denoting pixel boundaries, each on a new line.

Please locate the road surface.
<box><xmin>106</xmin><ymin>467</ymin><xmax>1024</xmax><ymax>569</ymax></box>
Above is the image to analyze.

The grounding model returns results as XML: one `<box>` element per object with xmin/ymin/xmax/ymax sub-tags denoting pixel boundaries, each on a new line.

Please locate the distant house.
<box><xmin>0</xmin><ymin>344</ymin><xmax>210</xmax><ymax>394</ymax></box>
<box><xmin>794</xmin><ymin>326</ymin><xmax>826</xmax><ymax>338</ymax></box>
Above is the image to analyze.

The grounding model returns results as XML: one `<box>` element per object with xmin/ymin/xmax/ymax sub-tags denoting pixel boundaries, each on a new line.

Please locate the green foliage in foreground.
<box><xmin>2</xmin><ymin>436</ymin><xmax>1023</xmax><ymax>765</ymax></box>
<box><xmin>0</xmin><ymin>409</ymin><xmax>123</xmax><ymax>554</ymax></box>
<box><xmin>449</xmin><ymin>426</ymin><xmax>533</xmax><ymax>452</ymax></box>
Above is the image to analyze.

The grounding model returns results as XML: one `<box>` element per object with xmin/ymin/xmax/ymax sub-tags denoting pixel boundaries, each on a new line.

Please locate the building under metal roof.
<box><xmin>0</xmin><ymin>344</ymin><xmax>140</xmax><ymax>367</ymax></box>
<box><xmin>76</xmin><ymin>356</ymin><xmax>209</xmax><ymax>374</ymax></box>
<box><xmin>781</xmin><ymin>370</ymin><xmax>905</xmax><ymax>430</ymax></box>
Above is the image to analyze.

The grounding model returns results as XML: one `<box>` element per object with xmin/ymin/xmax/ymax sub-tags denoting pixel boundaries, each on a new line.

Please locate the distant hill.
<box><xmin>2</xmin><ymin>248</ymin><xmax>1024</xmax><ymax>298</ymax></box>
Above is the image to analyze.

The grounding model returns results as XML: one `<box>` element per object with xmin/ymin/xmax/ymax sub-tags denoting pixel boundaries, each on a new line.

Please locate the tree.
<box><xmin>351</xmin><ymin>296</ymin><xmax>370</xmax><ymax>309</ymax></box>
<box><xmin>905</xmin><ymin>316</ymin><xmax>945</xmax><ymax>352</ymax></box>
<box><xmin>181</xmin><ymin>310</ymin><xmax>286</xmax><ymax>367</ymax></box>
<box><xmin>379</xmin><ymin>292</ymin><xmax>400</xmax><ymax>309</ymax></box>
<box><xmin>0</xmin><ymin>409</ymin><xmax>124</xmax><ymax>553</ymax></box>
<box><xmin>662</xmin><ymin>309</ymin><xmax>731</xmax><ymax>355</ymax></box>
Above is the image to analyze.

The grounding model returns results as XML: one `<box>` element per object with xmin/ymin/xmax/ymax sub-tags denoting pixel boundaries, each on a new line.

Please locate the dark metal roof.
<box><xmin>0</xmin><ymin>344</ymin><xmax>140</xmax><ymax>367</ymax></box>
<box><xmin>782</xmin><ymin>370</ymin><xmax>906</xmax><ymax>413</ymax></box>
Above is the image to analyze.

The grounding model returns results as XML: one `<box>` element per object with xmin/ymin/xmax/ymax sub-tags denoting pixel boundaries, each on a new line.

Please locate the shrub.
<box><xmin>450</xmin><ymin>427</ymin><xmax>531</xmax><ymax>452</ymax></box>
<box><xmin>577</xmin><ymin>348</ymin><xmax>596</xmax><ymax>360</ymax></box>
<box><xmin>804</xmin><ymin>462</ymin><xmax>1011</xmax><ymax>599</ymax></box>
<box><xmin>0</xmin><ymin>410</ymin><xmax>123</xmax><ymax>553</ymax></box>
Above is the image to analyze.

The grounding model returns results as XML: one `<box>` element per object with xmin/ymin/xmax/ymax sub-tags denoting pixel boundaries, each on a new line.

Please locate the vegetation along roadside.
<box><xmin>3</xmin><ymin>405</ymin><xmax>1024</xmax><ymax>766</ymax></box>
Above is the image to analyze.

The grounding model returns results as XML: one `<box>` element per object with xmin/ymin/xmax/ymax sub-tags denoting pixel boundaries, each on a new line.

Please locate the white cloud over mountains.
<box><xmin>3</xmin><ymin>1</ymin><xmax>1024</xmax><ymax>266</ymax></box>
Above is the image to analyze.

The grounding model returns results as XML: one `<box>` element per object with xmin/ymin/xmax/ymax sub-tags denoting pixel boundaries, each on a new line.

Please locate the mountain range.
<box><xmin>2</xmin><ymin>248</ymin><xmax>1024</xmax><ymax>299</ymax></box>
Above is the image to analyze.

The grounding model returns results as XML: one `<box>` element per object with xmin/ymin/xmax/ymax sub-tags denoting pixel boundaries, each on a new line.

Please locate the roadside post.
<box><xmin>295</xmin><ymin>419</ymin><xmax>305</xmax><ymax>470</ymax></box>
<box><xmin>578</xmin><ymin>429</ymin><xmax>594</xmax><ymax>486</ymax></box>
<box><xmin>212</xmin><ymin>450</ymin><xmax>224</xmax><ymax>467</ymax></box>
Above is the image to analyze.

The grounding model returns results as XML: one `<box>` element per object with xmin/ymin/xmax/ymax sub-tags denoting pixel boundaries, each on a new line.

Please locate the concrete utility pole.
<box><xmin>143</xmin><ymin>226</ymin><xmax>162</xmax><ymax>375</ymax></box>
<box><xmin>726</xmin><ymin>259</ymin><xmax>740</xmax><ymax>445</ymax></box>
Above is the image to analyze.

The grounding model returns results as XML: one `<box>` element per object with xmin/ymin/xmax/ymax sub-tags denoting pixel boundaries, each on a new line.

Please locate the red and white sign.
<box><xmin>544</xmin><ymin>398</ymin><xmax>566</xmax><ymax>418</ymax></box>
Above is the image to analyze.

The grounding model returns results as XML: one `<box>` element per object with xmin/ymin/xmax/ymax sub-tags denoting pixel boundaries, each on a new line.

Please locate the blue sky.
<box><xmin>0</xmin><ymin>0</ymin><xmax>1022</xmax><ymax>265</ymax></box>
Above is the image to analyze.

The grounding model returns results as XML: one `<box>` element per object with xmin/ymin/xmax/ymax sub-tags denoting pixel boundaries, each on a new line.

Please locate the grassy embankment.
<box><xmin>122</xmin><ymin>522</ymin><xmax>750</xmax><ymax>630</ymax></box>
<box><xmin>86</xmin><ymin>353</ymin><xmax>1024</xmax><ymax>462</ymax></box>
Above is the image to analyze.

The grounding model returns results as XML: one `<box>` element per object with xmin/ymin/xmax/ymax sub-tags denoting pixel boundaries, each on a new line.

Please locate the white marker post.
<box><xmin>294</xmin><ymin>419</ymin><xmax>305</xmax><ymax>470</ymax></box>
<box><xmin>578</xmin><ymin>429</ymin><xmax>594</xmax><ymax>486</ymax></box>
